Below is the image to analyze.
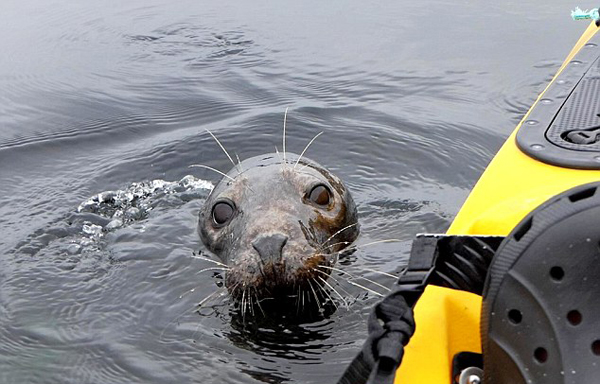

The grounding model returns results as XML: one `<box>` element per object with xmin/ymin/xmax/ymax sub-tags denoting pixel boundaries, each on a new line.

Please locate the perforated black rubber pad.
<box><xmin>481</xmin><ymin>182</ymin><xmax>600</xmax><ymax>383</ymax></box>
<box><xmin>516</xmin><ymin>31</ymin><xmax>600</xmax><ymax>169</ymax></box>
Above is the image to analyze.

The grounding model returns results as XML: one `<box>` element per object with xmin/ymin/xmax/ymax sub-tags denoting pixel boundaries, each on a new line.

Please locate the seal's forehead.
<box><xmin>235</xmin><ymin>153</ymin><xmax>280</xmax><ymax>170</ymax></box>
<box><xmin>233</xmin><ymin>152</ymin><xmax>321</xmax><ymax>171</ymax></box>
<box><xmin>244</xmin><ymin>153</ymin><xmax>334</xmax><ymax>179</ymax></box>
<box><xmin>242</xmin><ymin>160</ymin><xmax>329</xmax><ymax>191</ymax></box>
<box><xmin>205</xmin><ymin>152</ymin><xmax>344</xmax><ymax>201</ymax></box>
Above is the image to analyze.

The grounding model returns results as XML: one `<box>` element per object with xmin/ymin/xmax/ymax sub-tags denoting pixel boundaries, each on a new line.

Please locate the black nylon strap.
<box><xmin>336</xmin><ymin>234</ymin><xmax>504</xmax><ymax>384</ymax></box>
<box><xmin>337</xmin><ymin>286</ymin><xmax>418</xmax><ymax>384</ymax></box>
<box><xmin>337</xmin><ymin>274</ymin><xmax>429</xmax><ymax>384</ymax></box>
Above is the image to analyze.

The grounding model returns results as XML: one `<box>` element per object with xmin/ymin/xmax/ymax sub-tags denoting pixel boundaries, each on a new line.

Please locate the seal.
<box><xmin>198</xmin><ymin>152</ymin><xmax>359</xmax><ymax>306</ymax></box>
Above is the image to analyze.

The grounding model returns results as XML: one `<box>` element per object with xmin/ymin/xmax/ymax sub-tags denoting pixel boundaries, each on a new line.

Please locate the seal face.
<box><xmin>198</xmin><ymin>153</ymin><xmax>359</xmax><ymax>302</ymax></box>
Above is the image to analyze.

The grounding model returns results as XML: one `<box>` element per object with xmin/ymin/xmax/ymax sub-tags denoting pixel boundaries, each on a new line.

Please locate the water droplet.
<box><xmin>66</xmin><ymin>244</ymin><xmax>81</xmax><ymax>255</ymax></box>
<box><xmin>105</xmin><ymin>219</ymin><xmax>123</xmax><ymax>231</ymax></box>
<box><xmin>82</xmin><ymin>223</ymin><xmax>103</xmax><ymax>236</ymax></box>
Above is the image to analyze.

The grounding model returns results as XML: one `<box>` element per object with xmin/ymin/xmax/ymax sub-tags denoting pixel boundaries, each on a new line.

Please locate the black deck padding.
<box><xmin>482</xmin><ymin>182</ymin><xmax>600</xmax><ymax>383</ymax></box>
<box><xmin>516</xmin><ymin>31</ymin><xmax>600</xmax><ymax>169</ymax></box>
<box><xmin>548</xmin><ymin>58</ymin><xmax>600</xmax><ymax>150</ymax></box>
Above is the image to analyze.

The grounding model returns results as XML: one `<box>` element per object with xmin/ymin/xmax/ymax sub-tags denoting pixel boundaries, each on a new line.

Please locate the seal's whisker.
<box><xmin>302</xmin><ymin>286</ymin><xmax>306</xmax><ymax>310</ymax></box>
<box><xmin>160</xmin><ymin>287</ymin><xmax>226</xmax><ymax>341</ymax></box>
<box><xmin>244</xmin><ymin>288</ymin><xmax>250</xmax><ymax>320</ymax></box>
<box><xmin>345</xmin><ymin>280</ymin><xmax>385</xmax><ymax>297</ymax></box>
<box><xmin>349</xmin><ymin>239</ymin><xmax>403</xmax><ymax>249</ymax></box>
<box><xmin>206</xmin><ymin>129</ymin><xmax>239</xmax><ymax>174</ymax></box>
<box><xmin>316</xmin><ymin>275</ymin><xmax>348</xmax><ymax>308</ymax></box>
<box><xmin>244</xmin><ymin>289</ymin><xmax>249</xmax><ymax>320</ymax></box>
<box><xmin>350</xmin><ymin>267</ymin><xmax>399</xmax><ymax>279</ymax></box>
<box><xmin>313</xmin><ymin>276</ymin><xmax>338</xmax><ymax>310</ymax></box>
<box><xmin>307</xmin><ymin>279</ymin><xmax>322</xmax><ymax>310</ymax></box>
<box><xmin>282</xmin><ymin>107</ymin><xmax>289</xmax><ymax>166</ymax></box>
<box><xmin>320</xmin><ymin>241</ymin><xmax>352</xmax><ymax>252</ymax></box>
<box><xmin>319</xmin><ymin>270</ymin><xmax>385</xmax><ymax>298</ymax></box>
<box><xmin>191</xmin><ymin>317</ymin><xmax>205</xmax><ymax>342</ymax></box>
<box><xmin>190</xmin><ymin>255</ymin><xmax>229</xmax><ymax>268</ymax></box>
<box><xmin>175</xmin><ymin>286</ymin><xmax>199</xmax><ymax>301</ymax></box>
<box><xmin>318</xmin><ymin>265</ymin><xmax>391</xmax><ymax>293</ymax></box>
<box><xmin>314</xmin><ymin>269</ymin><xmax>353</xmax><ymax>297</ymax></box>
<box><xmin>274</xmin><ymin>146</ymin><xmax>282</xmax><ymax>163</ymax></box>
<box><xmin>321</xmin><ymin>250</ymin><xmax>342</xmax><ymax>260</ymax></box>
<box><xmin>322</xmin><ymin>238</ymin><xmax>403</xmax><ymax>255</ymax></box>
<box><xmin>355</xmin><ymin>276</ymin><xmax>391</xmax><ymax>292</ymax></box>
<box><xmin>319</xmin><ymin>265</ymin><xmax>398</xmax><ymax>292</ymax></box>
<box><xmin>235</xmin><ymin>152</ymin><xmax>244</xmax><ymax>174</ymax></box>
<box><xmin>296</xmin><ymin>285</ymin><xmax>301</xmax><ymax>314</ymax></box>
<box><xmin>241</xmin><ymin>288</ymin><xmax>247</xmax><ymax>322</ymax></box>
<box><xmin>254</xmin><ymin>288</ymin><xmax>266</xmax><ymax>317</ymax></box>
<box><xmin>195</xmin><ymin>267</ymin><xmax>229</xmax><ymax>275</ymax></box>
<box><xmin>320</xmin><ymin>238</ymin><xmax>403</xmax><ymax>259</ymax></box>
<box><xmin>255</xmin><ymin>262</ymin><xmax>266</xmax><ymax>279</ymax></box>
<box><xmin>191</xmin><ymin>289</ymin><xmax>228</xmax><ymax>340</ymax></box>
<box><xmin>227</xmin><ymin>282</ymin><xmax>241</xmax><ymax>301</ymax></box>
<box><xmin>190</xmin><ymin>164</ymin><xmax>235</xmax><ymax>182</ymax></box>
<box><xmin>159</xmin><ymin>307</ymin><xmax>196</xmax><ymax>341</ymax></box>
<box><xmin>321</xmin><ymin>223</ymin><xmax>359</xmax><ymax>246</ymax></box>
<box><xmin>293</xmin><ymin>131</ymin><xmax>323</xmax><ymax>169</ymax></box>
<box><xmin>318</xmin><ymin>264</ymin><xmax>363</xmax><ymax>281</ymax></box>
<box><xmin>197</xmin><ymin>288</ymin><xmax>227</xmax><ymax>309</ymax></box>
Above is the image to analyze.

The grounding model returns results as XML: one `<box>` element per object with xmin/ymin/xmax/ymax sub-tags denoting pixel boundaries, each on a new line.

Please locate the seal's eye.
<box><xmin>212</xmin><ymin>201</ymin><xmax>234</xmax><ymax>226</ymax></box>
<box><xmin>309</xmin><ymin>185</ymin><xmax>331</xmax><ymax>206</ymax></box>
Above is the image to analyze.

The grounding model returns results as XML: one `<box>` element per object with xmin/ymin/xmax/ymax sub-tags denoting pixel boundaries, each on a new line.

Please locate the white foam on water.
<box><xmin>73</xmin><ymin>175</ymin><xmax>213</xmax><ymax>251</ymax></box>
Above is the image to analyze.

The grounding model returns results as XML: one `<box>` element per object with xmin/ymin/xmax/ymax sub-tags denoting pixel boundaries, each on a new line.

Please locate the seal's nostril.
<box><xmin>252</xmin><ymin>233</ymin><xmax>288</xmax><ymax>263</ymax></box>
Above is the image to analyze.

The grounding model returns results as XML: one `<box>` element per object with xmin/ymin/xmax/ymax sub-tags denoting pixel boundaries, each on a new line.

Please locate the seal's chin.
<box><xmin>225</xmin><ymin>253</ymin><xmax>333</xmax><ymax>303</ymax></box>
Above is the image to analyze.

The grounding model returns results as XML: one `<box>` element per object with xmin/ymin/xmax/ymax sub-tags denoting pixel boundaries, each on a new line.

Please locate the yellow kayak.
<box><xmin>395</xmin><ymin>21</ymin><xmax>600</xmax><ymax>383</ymax></box>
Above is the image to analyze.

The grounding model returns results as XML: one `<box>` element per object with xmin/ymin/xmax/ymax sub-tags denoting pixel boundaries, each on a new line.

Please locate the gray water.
<box><xmin>0</xmin><ymin>0</ymin><xmax>588</xmax><ymax>383</ymax></box>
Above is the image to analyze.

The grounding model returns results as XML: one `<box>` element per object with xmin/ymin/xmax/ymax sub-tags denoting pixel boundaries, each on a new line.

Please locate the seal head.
<box><xmin>198</xmin><ymin>153</ymin><xmax>359</xmax><ymax>302</ymax></box>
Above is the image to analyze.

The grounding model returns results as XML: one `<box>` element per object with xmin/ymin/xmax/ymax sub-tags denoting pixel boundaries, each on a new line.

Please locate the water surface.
<box><xmin>0</xmin><ymin>1</ymin><xmax>587</xmax><ymax>383</ymax></box>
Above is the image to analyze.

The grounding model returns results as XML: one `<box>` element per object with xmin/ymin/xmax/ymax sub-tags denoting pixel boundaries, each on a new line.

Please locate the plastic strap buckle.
<box><xmin>397</xmin><ymin>234</ymin><xmax>442</xmax><ymax>287</ymax></box>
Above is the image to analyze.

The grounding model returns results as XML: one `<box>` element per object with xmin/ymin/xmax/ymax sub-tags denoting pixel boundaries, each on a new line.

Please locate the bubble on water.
<box><xmin>15</xmin><ymin>175</ymin><xmax>213</xmax><ymax>256</ymax></box>
<box><xmin>82</xmin><ymin>223</ymin><xmax>103</xmax><ymax>237</ymax></box>
<box><xmin>180</xmin><ymin>175</ymin><xmax>214</xmax><ymax>190</ymax></box>
<box><xmin>105</xmin><ymin>219</ymin><xmax>123</xmax><ymax>231</ymax></box>
<box><xmin>63</xmin><ymin>175</ymin><xmax>214</xmax><ymax>254</ymax></box>
<box><xmin>77</xmin><ymin>175</ymin><xmax>213</xmax><ymax>234</ymax></box>
<box><xmin>66</xmin><ymin>243</ymin><xmax>81</xmax><ymax>255</ymax></box>
<box><xmin>125</xmin><ymin>207</ymin><xmax>142</xmax><ymax>220</ymax></box>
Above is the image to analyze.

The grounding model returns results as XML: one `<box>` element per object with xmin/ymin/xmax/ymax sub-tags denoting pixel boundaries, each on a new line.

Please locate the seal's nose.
<box><xmin>252</xmin><ymin>233</ymin><xmax>288</xmax><ymax>263</ymax></box>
